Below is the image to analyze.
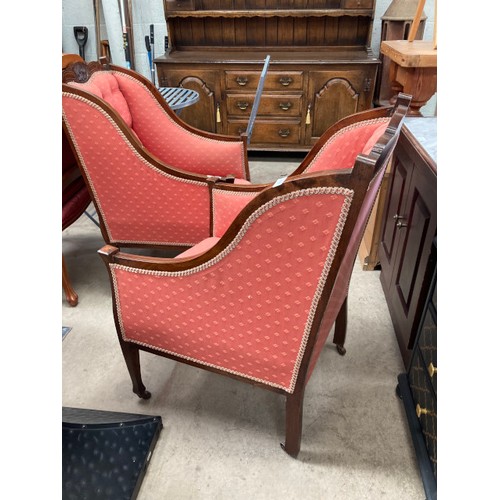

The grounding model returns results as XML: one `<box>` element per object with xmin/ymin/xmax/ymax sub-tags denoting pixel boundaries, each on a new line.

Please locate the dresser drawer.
<box><xmin>225</xmin><ymin>71</ymin><xmax>304</xmax><ymax>91</ymax></box>
<box><xmin>227</xmin><ymin>119</ymin><xmax>301</xmax><ymax>145</ymax></box>
<box><xmin>226</xmin><ymin>94</ymin><xmax>303</xmax><ymax>117</ymax></box>
<box><xmin>408</xmin><ymin>351</ymin><xmax>437</xmax><ymax>477</ymax></box>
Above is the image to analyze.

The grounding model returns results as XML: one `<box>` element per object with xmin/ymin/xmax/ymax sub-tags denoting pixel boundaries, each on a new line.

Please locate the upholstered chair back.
<box><xmin>64</xmin><ymin>63</ymin><xmax>248</xmax><ymax>179</ymax></box>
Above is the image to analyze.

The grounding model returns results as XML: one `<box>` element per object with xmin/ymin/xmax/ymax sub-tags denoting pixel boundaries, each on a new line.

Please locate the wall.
<box><xmin>62</xmin><ymin>0</ymin><xmax>436</xmax><ymax>112</ymax></box>
<box><xmin>62</xmin><ymin>0</ymin><xmax>166</xmax><ymax>81</ymax></box>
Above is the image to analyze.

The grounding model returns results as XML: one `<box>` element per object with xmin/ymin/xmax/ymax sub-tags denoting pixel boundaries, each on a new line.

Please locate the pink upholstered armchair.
<box><xmin>98</xmin><ymin>96</ymin><xmax>410</xmax><ymax>458</ymax></box>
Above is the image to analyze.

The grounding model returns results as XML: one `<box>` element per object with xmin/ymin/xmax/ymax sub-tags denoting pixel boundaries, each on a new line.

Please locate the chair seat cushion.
<box><xmin>174</xmin><ymin>237</ymin><xmax>221</xmax><ymax>259</ymax></box>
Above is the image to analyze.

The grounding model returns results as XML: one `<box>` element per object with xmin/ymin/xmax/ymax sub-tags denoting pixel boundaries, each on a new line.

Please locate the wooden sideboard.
<box><xmin>379</xmin><ymin>117</ymin><xmax>437</xmax><ymax>368</ymax></box>
<box><xmin>156</xmin><ymin>0</ymin><xmax>380</xmax><ymax>151</ymax></box>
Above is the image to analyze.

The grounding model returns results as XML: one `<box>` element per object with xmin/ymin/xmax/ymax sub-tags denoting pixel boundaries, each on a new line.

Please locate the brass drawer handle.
<box><xmin>236</xmin><ymin>76</ymin><xmax>248</xmax><ymax>86</ymax></box>
<box><xmin>237</xmin><ymin>101</ymin><xmax>250</xmax><ymax>110</ymax></box>
<box><xmin>279</xmin><ymin>76</ymin><xmax>293</xmax><ymax>87</ymax></box>
<box><xmin>279</xmin><ymin>102</ymin><xmax>292</xmax><ymax>111</ymax></box>
<box><xmin>278</xmin><ymin>128</ymin><xmax>290</xmax><ymax>138</ymax></box>
<box><xmin>415</xmin><ymin>403</ymin><xmax>429</xmax><ymax>418</ymax></box>
<box><xmin>428</xmin><ymin>362</ymin><xmax>437</xmax><ymax>378</ymax></box>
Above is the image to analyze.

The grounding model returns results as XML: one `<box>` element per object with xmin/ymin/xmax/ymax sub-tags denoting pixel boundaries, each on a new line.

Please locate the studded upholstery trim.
<box><xmin>110</xmin><ymin>187</ymin><xmax>353</xmax><ymax>393</ymax></box>
<box><xmin>62</xmin><ymin>92</ymin><xmax>210</xmax><ymax>246</ymax></box>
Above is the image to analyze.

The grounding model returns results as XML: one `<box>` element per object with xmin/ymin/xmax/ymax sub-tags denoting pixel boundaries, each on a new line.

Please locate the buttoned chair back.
<box><xmin>63</xmin><ymin>59</ymin><xmax>250</xmax><ymax>180</ymax></box>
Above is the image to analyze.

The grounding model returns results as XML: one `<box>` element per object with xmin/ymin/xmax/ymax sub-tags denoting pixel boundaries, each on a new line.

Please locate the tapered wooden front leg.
<box><xmin>332</xmin><ymin>295</ymin><xmax>348</xmax><ymax>355</ymax></box>
<box><xmin>281</xmin><ymin>389</ymin><xmax>305</xmax><ymax>458</ymax></box>
<box><xmin>120</xmin><ymin>341</ymin><xmax>151</xmax><ymax>399</ymax></box>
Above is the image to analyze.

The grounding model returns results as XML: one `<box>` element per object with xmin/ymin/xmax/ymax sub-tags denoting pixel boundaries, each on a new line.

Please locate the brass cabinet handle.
<box><xmin>428</xmin><ymin>362</ymin><xmax>437</xmax><ymax>378</ymax></box>
<box><xmin>415</xmin><ymin>403</ymin><xmax>430</xmax><ymax>418</ymax></box>
<box><xmin>236</xmin><ymin>76</ymin><xmax>248</xmax><ymax>86</ymax></box>
<box><xmin>278</xmin><ymin>128</ymin><xmax>290</xmax><ymax>138</ymax></box>
<box><xmin>279</xmin><ymin>76</ymin><xmax>293</xmax><ymax>86</ymax></box>
<box><xmin>279</xmin><ymin>102</ymin><xmax>292</xmax><ymax>111</ymax></box>
<box><xmin>237</xmin><ymin>101</ymin><xmax>250</xmax><ymax>110</ymax></box>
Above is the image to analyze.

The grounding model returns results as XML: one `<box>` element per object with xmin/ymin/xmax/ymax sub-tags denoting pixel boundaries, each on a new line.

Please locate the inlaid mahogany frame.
<box><xmin>98</xmin><ymin>103</ymin><xmax>407</xmax><ymax>457</ymax></box>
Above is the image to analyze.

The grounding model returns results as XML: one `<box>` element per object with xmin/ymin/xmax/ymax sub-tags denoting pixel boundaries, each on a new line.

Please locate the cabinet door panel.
<box><xmin>379</xmin><ymin>154</ymin><xmax>411</xmax><ymax>290</ymax></box>
<box><xmin>385</xmin><ymin>152</ymin><xmax>436</xmax><ymax>360</ymax></box>
<box><xmin>307</xmin><ymin>68</ymin><xmax>376</xmax><ymax>142</ymax></box>
<box><xmin>379</xmin><ymin>128</ymin><xmax>436</xmax><ymax>367</ymax></box>
<box><xmin>395</xmin><ymin>191</ymin><xmax>432</xmax><ymax>314</ymax></box>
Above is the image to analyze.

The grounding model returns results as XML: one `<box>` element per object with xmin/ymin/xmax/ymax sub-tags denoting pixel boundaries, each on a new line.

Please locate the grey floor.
<box><xmin>62</xmin><ymin>156</ymin><xmax>425</xmax><ymax>499</ymax></box>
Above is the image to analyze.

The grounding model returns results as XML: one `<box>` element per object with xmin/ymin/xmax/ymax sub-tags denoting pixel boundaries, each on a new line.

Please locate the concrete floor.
<box><xmin>62</xmin><ymin>155</ymin><xmax>425</xmax><ymax>499</ymax></box>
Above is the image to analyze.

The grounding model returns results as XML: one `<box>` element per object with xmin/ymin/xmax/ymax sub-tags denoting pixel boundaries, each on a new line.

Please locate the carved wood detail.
<box><xmin>62</xmin><ymin>61</ymin><xmax>104</xmax><ymax>84</ymax></box>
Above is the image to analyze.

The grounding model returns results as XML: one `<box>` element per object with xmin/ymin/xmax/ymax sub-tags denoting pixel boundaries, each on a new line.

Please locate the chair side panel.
<box><xmin>110</xmin><ymin>188</ymin><xmax>353</xmax><ymax>392</ymax></box>
<box><xmin>62</xmin><ymin>94</ymin><xmax>211</xmax><ymax>246</ymax></box>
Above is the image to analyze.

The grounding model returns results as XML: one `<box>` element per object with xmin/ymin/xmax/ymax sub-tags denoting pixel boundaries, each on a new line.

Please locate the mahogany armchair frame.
<box><xmin>98</xmin><ymin>104</ymin><xmax>406</xmax><ymax>457</ymax></box>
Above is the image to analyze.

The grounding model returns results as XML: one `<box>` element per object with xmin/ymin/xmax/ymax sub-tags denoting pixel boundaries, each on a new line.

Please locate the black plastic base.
<box><xmin>62</xmin><ymin>407</ymin><xmax>162</xmax><ymax>500</ymax></box>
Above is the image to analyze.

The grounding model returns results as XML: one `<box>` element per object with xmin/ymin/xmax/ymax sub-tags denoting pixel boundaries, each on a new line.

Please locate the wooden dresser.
<box><xmin>156</xmin><ymin>0</ymin><xmax>380</xmax><ymax>151</ymax></box>
<box><xmin>379</xmin><ymin>117</ymin><xmax>437</xmax><ymax>368</ymax></box>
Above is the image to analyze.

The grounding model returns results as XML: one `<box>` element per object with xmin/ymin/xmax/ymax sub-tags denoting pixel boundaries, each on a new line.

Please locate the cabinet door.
<box><xmin>379</xmin><ymin>145</ymin><xmax>413</xmax><ymax>291</ymax></box>
<box><xmin>158</xmin><ymin>68</ymin><xmax>219</xmax><ymax>133</ymax></box>
<box><xmin>380</xmin><ymin>132</ymin><xmax>437</xmax><ymax>366</ymax></box>
<box><xmin>306</xmin><ymin>67</ymin><xmax>376</xmax><ymax>144</ymax></box>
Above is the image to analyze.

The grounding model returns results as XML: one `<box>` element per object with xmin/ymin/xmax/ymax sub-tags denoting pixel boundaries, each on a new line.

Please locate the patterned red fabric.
<box><xmin>212</xmin><ymin>189</ymin><xmax>259</xmax><ymax>237</ymax></box>
<box><xmin>111</xmin><ymin>187</ymin><xmax>353</xmax><ymax>393</ymax></box>
<box><xmin>362</xmin><ymin>121</ymin><xmax>389</xmax><ymax>155</ymax></box>
<box><xmin>174</xmin><ymin>237</ymin><xmax>220</xmax><ymax>259</ymax></box>
<box><xmin>113</xmin><ymin>73</ymin><xmax>247</xmax><ymax>178</ymax></box>
<box><xmin>62</xmin><ymin>93</ymin><xmax>211</xmax><ymax>246</ymax></box>
<box><xmin>67</xmin><ymin>73</ymin><xmax>133</xmax><ymax>128</ymax></box>
<box><xmin>304</xmin><ymin>117</ymin><xmax>391</xmax><ymax>173</ymax></box>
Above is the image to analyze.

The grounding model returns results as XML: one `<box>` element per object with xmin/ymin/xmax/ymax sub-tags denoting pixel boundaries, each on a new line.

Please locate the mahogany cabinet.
<box><xmin>156</xmin><ymin>0</ymin><xmax>380</xmax><ymax>151</ymax></box>
<box><xmin>379</xmin><ymin>118</ymin><xmax>437</xmax><ymax>368</ymax></box>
